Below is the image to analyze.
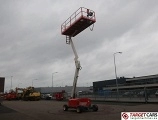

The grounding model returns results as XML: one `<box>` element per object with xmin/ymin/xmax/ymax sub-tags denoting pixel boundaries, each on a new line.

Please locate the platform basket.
<box><xmin>61</xmin><ymin>7</ymin><xmax>96</xmax><ymax>37</ymax></box>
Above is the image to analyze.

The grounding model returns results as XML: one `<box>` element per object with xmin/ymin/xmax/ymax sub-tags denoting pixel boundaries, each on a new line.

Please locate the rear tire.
<box><xmin>63</xmin><ymin>105</ymin><xmax>68</xmax><ymax>111</ymax></box>
<box><xmin>76</xmin><ymin>106</ymin><xmax>82</xmax><ymax>113</ymax></box>
<box><xmin>92</xmin><ymin>105</ymin><xmax>98</xmax><ymax>112</ymax></box>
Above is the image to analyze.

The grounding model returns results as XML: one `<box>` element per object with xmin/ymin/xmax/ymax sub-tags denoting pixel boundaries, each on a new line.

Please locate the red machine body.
<box><xmin>63</xmin><ymin>97</ymin><xmax>98</xmax><ymax>113</ymax></box>
<box><xmin>5</xmin><ymin>92</ymin><xmax>17</xmax><ymax>100</ymax></box>
<box><xmin>54</xmin><ymin>92</ymin><xmax>65</xmax><ymax>101</ymax></box>
<box><xmin>68</xmin><ymin>98</ymin><xmax>91</xmax><ymax>108</ymax></box>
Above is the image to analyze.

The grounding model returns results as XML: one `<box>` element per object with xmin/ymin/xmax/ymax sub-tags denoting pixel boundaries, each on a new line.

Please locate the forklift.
<box><xmin>61</xmin><ymin>7</ymin><xmax>98</xmax><ymax>113</ymax></box>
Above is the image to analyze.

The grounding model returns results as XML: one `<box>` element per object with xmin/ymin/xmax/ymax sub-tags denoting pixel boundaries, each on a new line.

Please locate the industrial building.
<box><xmin>35</xmin><ymin>86</ymin><xmax>93</xmax><ymax>94</ymax></box>
<box><xmin>0</xmin><ymin>77</ymin><xmax>5</xmax><ymax>93</ymax></box>
<box><xmin>0</xmin><ymin>77</ymin><xmax>5</xmax><ymax>104</ymax></box>
<box><xmin>93</xmin><ymin>74</ymin><xmax>158</xmax><ymax>92</ymax></box>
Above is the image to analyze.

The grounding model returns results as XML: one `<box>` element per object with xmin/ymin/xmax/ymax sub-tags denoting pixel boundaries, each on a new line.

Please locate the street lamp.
<box><xmin>113</xmin><ymin>52</ymin><xmax>122</xmax><ymax>100</ymax></box>
<box><xmin>11</xmin><ymin>76</ymin><xmax>13</xmax><ymax>89</ymax></box>
<box><xmin>32</xmin><ymin>79</ymin><xmax>38</xmax><ymax>87</ymax></box>
<box><xmin>18</xmin><ymin>83</ymin><xmax>22</xmax><ymax>88</ymax></box>
<box><xmin>52</xmin><ymin>72</ymin><xmax>58</xmax><ymax>87</ymax></box>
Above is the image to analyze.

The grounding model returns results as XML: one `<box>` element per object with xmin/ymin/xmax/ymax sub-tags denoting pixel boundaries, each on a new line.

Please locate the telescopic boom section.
<box><xmin>69</xmin><ymin>38</ymin><xmax>81</xmax><ymax>98</ymax></box>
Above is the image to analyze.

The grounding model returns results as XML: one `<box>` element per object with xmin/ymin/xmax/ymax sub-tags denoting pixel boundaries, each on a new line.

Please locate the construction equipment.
<box><xmin>4</xmin><ymin>89</ymin><xmax>17</xmax><ymax>100</ymax></box>
<box><xmin>53</xmin><ymin>90</ymin><xmax>67</xmax><ymax>101</ymax></box>
<box><xmin>61</xmin><ymin>7</ymin><xmax>98</xmax><ymax>113</ymax></box>
<box><xmin>15</xmin><ymin>88</ymin><xmax>24</xmax><ymax>100</ymax></box>
<box><xmin>16</xmin><ymin>87</ymin><xmax>41</xmax><ymax>101</ymax></box>
<box><xmin>3</xmin><ymin>87</ymin><xmax>40</xmax><ymax>101</ymax></box>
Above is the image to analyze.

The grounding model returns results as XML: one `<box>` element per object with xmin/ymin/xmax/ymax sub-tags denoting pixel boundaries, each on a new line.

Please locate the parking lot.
<box><xmin>0</xmin><ymin>100</ymin><xmax>158</xmax><ymax>120</ymax></box>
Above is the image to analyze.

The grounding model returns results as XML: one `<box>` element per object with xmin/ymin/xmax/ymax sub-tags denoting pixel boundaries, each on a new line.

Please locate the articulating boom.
<box><xmin>67</xmin><ymin>36</ymin><xmax>81</xmax><ymax>98</ymax></box>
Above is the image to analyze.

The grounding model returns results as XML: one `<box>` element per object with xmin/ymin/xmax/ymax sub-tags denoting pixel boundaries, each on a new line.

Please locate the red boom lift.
<box><xmin>53</xmin><ymin>90</ymin><xmax>66</xmax><ymax>101</ymax></box>
<box><xmin>61</xmin><ymin>7</ymin><xmax>98</xmax><ymax>113</ymax></box>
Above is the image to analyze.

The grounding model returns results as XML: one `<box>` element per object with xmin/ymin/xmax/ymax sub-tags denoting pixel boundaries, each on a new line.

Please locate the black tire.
<box><xmin>76</xmin><ymin>106</ymin><xmax>82</xmax><ymax>113</ymax></box>
<box><xmin>92</xmin><ymin>105</ymin><xmax>98</xmax><ymax>112</ymax></box>
<box><xmin>63</xmin><ymin>105</ymin><xmax>68</xmax><ymax>111</ymax></box>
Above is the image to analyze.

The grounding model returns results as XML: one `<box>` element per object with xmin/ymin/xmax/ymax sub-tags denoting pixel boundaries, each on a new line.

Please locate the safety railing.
<box><xmin>61</xmin><ymin>7</ymin><xmax>96</xmax><ymax>34</ymax></box>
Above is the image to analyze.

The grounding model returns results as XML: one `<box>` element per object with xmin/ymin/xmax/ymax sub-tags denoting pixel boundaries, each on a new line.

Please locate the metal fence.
<box><xmin>77</xmin><ymin>88</ymin><xmax>158</xmax><ymax>103</ymax></box>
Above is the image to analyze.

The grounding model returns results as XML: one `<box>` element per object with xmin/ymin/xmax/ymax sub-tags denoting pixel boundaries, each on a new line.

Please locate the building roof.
<box><xmin>35</xmin><ymin>86</ymin><xmax>92</xmax><ymax>94</ymax></box>
<box><xmin>126</xmin><ymin>74</ymin><xmax>158</xmax><ymax>81</ymax></box>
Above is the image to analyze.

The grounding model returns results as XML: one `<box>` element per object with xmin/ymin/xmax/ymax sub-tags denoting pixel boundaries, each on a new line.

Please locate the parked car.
<box><xmin>122</xmin><ymin>91</ymin><xmax>134</xmax><ymax>97</ymax></box>
<box><xmin>155</xmin><ymin>90</ymin><xmax>158</xmax><ymax>97</ymax></box>
<box><xmin>44</xmin><ymin>94</ymin><xmax>52</xmax><ymax>100</ymax></box>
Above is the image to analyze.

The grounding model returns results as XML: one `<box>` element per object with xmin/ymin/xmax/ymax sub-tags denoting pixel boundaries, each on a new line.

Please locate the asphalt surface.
<box><xmin>0</xmin><ymin>104</ymin><xmax>34</xmax><ymax>120</ymax></box>
<box><xmin>0</xmin><ymin>100</ymin><xmax>158</xmax><ymax>120</ymax></box>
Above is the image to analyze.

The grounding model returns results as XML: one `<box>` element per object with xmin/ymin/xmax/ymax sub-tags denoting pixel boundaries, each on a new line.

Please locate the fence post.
<box><xmin>144</xmin><ymin>87</ymin><xmax>148</xmax><ymax>103</ymax></box>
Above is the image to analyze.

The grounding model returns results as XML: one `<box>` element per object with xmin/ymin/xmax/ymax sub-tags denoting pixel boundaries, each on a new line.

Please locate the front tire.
<box><xmin>92</xmin><ymin>105</ymin><xmax>98</xmax><ymax>112</ymax></box>
<box><xmin>76</xmin><ymin>106</ymin><xmax>82</xmax><ymax>113</ymax></box>
<box><xmin>63</xmin><ymin>105</ymin><xmax>68</xmax><ymax>111</ymax></box>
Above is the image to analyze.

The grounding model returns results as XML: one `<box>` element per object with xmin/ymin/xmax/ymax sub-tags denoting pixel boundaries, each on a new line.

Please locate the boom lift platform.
<box><xmin>61</xmin><ymin>7</ymin><xmax>96</xmax><ymax>38</ymax></box>
<box><xmin>61</xmin><ymin>7</ymin><xmax>98</xmax><ymax>113</ymax></box>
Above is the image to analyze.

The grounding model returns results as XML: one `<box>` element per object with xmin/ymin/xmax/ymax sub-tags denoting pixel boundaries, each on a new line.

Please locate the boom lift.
<box><xmin>53</xmin><ymin>90</ymin><xmax>67</xmax><ymax>101</ymax></box>
<box><xmin>61</xmin><ymin>7</ymin><xmax>98</xmax><ymax>113</ymax></box>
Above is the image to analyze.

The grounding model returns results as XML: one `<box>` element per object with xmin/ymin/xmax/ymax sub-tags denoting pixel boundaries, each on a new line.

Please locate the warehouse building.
<box><xmin>0</xmin><ymin>77</ymin><xmax>5</xmax><ymax>93</ymax></box>
<box><xmin>35</xmin><ymin>86</ymin><xmax>93</xmax><ymax>94</ymax></box>
<box><xmin>93</xmin><ymin>74</ymin><xmax>158</xmax><ymax>92</ymax></box>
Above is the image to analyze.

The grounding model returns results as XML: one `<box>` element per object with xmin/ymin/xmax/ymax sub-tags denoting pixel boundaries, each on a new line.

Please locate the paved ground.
<box><xmin>0</xmin><ymin>100</ymin><xmax>158</xmax><ymax>120</ymax></box>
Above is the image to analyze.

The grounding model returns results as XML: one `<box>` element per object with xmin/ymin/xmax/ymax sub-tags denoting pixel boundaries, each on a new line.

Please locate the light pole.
<box><xmin>52</xmin><ymin>72</ymin><xmax>58</xmax><ymax>87</ymax></box>
<box><xmin>18</xmin><ymin>83</ymin><xmax>22</xmax><ymax>88</ymax></box>
<box><xmin>11</xmin><ymin>76</ymin><xmax>13</xmax><ymax>89</ymax></box>
<box><xmin>32</xmin><ymin>79</ymin><xmax>38</xmax><ymax>87</ymax></box>
<box><xmin>113</xmin><ymin>52</ymin><xmax>122</xmax><ymax>100</ymax></box>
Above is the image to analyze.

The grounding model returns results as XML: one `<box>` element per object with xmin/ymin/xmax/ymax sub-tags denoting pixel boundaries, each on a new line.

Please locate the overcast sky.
<box><xmin>0</xmin><ymin>0</ymin><xmax>158</xmax><ymax>91</ymax></box>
